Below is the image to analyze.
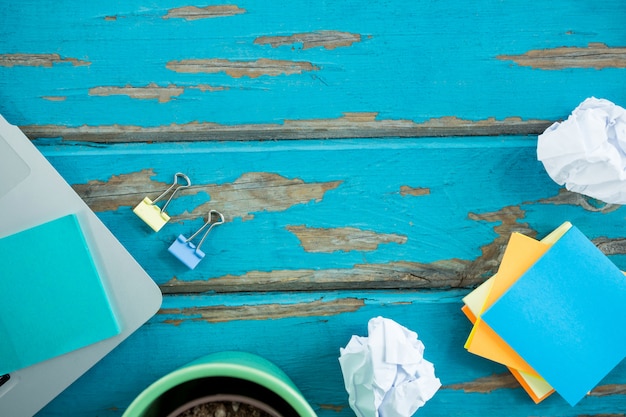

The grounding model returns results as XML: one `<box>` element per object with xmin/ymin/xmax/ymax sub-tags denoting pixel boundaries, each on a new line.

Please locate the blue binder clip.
<box><xmin>133</xmin><ymin>172</ymin><xmax>191</xmax><ymax>232</ymax></box>
<box><xmin>168</xmin><ymin>210</ymin><xmax>225</xmax><ymax>269</ymax></box>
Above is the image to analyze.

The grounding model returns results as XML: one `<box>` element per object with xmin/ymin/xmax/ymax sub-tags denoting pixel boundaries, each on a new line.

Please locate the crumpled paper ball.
<box><xmin>338</xmin><ymin>317</ymin><xmax>441</xmax><ymax>417</ymax></box>
<box><xmin>537</xmin><ymin>97</ymin><xmax>626</xmax><ymax>204</ymax></box>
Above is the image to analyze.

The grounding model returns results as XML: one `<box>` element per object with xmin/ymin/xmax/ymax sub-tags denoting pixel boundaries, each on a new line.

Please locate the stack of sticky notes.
<box><xmin>462</xmin><ymin>222</ymin><xmax>626</xmax><ymax>406</ymax></box>
<box><xmin>0</xmin><ymin>214</ymin><xmax>119</xmax><ymax>375</ymax></box>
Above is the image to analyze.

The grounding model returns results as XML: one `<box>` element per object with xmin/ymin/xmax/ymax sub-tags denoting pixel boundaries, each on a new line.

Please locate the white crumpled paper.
<box><xmin>338</xmin><ymin>317</ymin><xmax>441</xmax><ymax>417</ymax></box>
<box><xmin>537</xmin><ymin>97</ymin><xmax>626</xmax><ymax>204</ymax></box>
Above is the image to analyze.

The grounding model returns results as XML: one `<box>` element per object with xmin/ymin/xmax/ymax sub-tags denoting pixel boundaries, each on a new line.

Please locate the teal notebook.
<box><xmin>0</xmin><ymin>214</ymin><xmax>120</xmax><ymax>375</ymax></box>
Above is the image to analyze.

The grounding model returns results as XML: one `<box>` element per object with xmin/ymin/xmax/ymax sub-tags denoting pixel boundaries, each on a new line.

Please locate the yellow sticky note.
<box><xmin>133</xmin><ymin>197</ymin><xmax>170</xmax><ymax>232</ymax></box>
<box><xmin>510</xmin><ymin>369</ymin><xmax>554</xmax><ymax>404</ymax></box>
<box><xmin>462</xmin><ymin>274</ymin><xmax>495</xmax><ymax>321</ymax></box>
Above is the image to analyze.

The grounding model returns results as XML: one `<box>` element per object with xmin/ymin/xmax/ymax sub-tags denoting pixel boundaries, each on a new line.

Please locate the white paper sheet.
<box><xmin>338</xmin><ymin>317</ymin><xmax>441</xmax><ymax>417</ymax></box>
<box><xmin>537</xmin><ymin>97</ymin><xmax>626</xmax><ymax>204</ymax></box>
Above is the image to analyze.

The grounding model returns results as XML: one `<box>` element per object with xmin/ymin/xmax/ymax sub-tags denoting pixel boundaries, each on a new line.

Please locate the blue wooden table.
<box><xmin>1</xmin><ymin>1</ymin><xmax>626</xmax><ymax>416</ymax></box>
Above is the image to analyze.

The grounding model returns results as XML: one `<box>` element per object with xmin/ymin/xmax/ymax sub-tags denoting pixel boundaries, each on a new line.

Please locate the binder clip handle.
<box><xmin>152</xmin><ymin>172</ymin><xmax>191</xmax><ymax>214</ymax></box>
<box><xmin>168</xmin><ymin>210</ymin><xmax>225</xmax><ymax>269</ymax></box>
<box><xmin>188</xmin><ymin>210</ymin><xmax>225</xmax><ymax>253</ymax></box>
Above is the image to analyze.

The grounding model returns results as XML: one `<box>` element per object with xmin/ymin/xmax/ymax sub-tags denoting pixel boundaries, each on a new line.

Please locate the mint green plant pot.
<box><xmin>123</xmin><ymin>351</ymin><xmax>317</xmax><ymax>417</ymax></box>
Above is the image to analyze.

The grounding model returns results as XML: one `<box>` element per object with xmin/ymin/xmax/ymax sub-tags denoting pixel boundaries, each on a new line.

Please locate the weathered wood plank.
<box><xmin>20</xmin><ymin>116</ymin><xmax>553</xmax><ymax>142</ymax></box>
<box><xmin>1</xmin><ymin>1</ymin><xmax>624</xmax><ymax>135</ymax></box>
<box><xmin>71</xmin><ymin>169</ymin><xmax>342</xmax><ymax>221</ymax></box>
<box><xmin>158</xmin><ymin>260</ymin><xmax>469</xmax><ymax>294</ymax></box>
<box><xmin>37</xmin><ymin>290</ymin><xmax>626</xmax><ymax>416</ymax></box>
<box><xmin>38</xmin><ymin>137</ymin><xmax>626</xmax><ymax>295</ymax></box>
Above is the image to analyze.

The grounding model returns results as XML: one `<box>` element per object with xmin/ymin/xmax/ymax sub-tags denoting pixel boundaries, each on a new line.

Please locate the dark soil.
<box><xmin>177</xmin><ymin>401</ymin><xmax>274</xmax><ymax>417</ymax></box>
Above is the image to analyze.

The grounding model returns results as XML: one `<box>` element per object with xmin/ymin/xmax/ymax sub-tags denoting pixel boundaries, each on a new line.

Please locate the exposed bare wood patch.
<box><xmin>180</xmin><ymin>172</ymin><xmax>342</xmax><ymax>222</ymax></box>
<box><xmin>163</xmin><ymin>5</ymin><xmax>246</xmax><ymax>20</ymax></box>
<box><xmin>286</xmin><ymin>225</ymin><xmax>407</xmax><ymax>253</ymax></box>
<box><xmin>163</xmin><ymin>319</ymin><xmax>184</xmax><ymax>326</ymax></box>
<box><xmin>21</xmin><ymin>113</ymin><xmax>552</xmax><ymax>142</ymax></box>
<box><xmin>89</xmin><ymin>83</ymin><xmax>185</xmax><ymax>103</ymax></box>
<box><xmin>400</xmin><ymin>186</ymin><xmax>430</xmax><ymax>197</ymax></box>
<box><xmin>88</xmin><ymin>83</ymin><xmax>227</xmax><ymax>103</ymax></box>
<box><xmin>318</xmin><ymin>404</ymin><xmax>344</xmax><ymax>412</ymax></box>
<box><xmin>497</xmin><ymin>43</ymin><xmax>626</xmax><ymax>70</ymax></box>
<box><xmin>463</xmin><ymin>206</ymin><xmax>534</xmax><ymax>286</ymax></box>
<box><xmin>104</xmin><ymin>16</ymin><xmax>117</xmax><ymax>21</ymax></box>
<box><xmin>166</xmin><ymin>58</ymin><xmax>319</xmax><ymax>78</ymax></box>
<box><xmin>536</xmin><ymin>188</ymin><xmax>621</xmax><ymax>213</ymax></box>
<box><xmin>577</xmin><ymin>414</ymin><xmax>626</xmax><ymax>417</ymax></box>
<box><xmin>42</xmin><ymin>96</ymin><xmax>66</xmax><ymax>101</ymax></box>
<box><xmin>443</xmin><ymin>373</ymin><xmax>520</xmax><ymax>393</ymax></box>
<box><xmin>254</xmin><ymin>31</ymin><xmax>362</xmax><ymax>50</ymax></box>
<box><xmin>160</xmin><ymin>259</ymin><xmax>469</xmax><ymax>294</ymax></box>
<box><xmin>72</xmin><ymin>170</ymin><xmax>341</xmax><ymax>221</ymax></box>
<box><xmin>0</xmin><ymin>53</ymin><xmax>90</xmax><ymax>67</ymax></box>
<box><xmin>158</xmin><ymin>297</ymin><xmax>365</xmax><ymax>323</ymax></box>
<box><xmin>589</xmin><ymin>384</ymin><xmax>626</xmax><ymax>397</ymax></box>
<box><xmin>390</xmin><ymin>301</ymin><xmax>412</xmax><ymax>306</ymax></box>
<box><xmin>189</xmin><ymin>84</ymin><xmax>229</xmax><ymax>92</ymax></box>
<box><xmin>72</xmin><ymin>169</ymin><xmax>169</xmax><ymax>212</ymax></box>
<box><xmin>593</xmin><ymin>237</ymin><xmax>626</xmax><ymax>256</ymax></box>
<box><xmin>276</xmin><ymin>114</ymin><xmax>550</xmax><ymax>137</ymax></box>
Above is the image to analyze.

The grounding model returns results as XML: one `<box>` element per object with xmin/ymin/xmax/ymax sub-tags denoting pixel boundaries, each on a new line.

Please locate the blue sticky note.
<box><xmin>168</xmin><ymin>234</ymin><xmax>205</xmax><ymax>269</ymax></box>
<box><xmin>482</xmin><ymin>226</ymin><xmax>626</xmax><ymax>406</ymax></box>
<box><xmin>0</xmin><ymin>214</ymin><xmax>120</xmax><ymax>375</ymax></box>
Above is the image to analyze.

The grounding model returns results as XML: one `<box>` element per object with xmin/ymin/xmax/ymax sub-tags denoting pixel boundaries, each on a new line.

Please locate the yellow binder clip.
<box><xmin>133</xmin><ymin>172</ymin><xmax>191</xmax><ymax>232</ymax></box>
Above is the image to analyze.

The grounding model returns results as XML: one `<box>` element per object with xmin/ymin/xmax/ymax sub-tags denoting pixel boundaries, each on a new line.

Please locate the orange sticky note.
<box><xmin>465</xmin><ymin>232</ymin><xmax>550</xmax><ymax>374</ymax></box>
<box><xmin>482</xmin><ymin>222</ymin><xmax>572</xmax><ymax>309</ymax></box>
<box><xmin>462</xmin><ymin>280</ymin><xmax>554</xmax><ymax>403</ymax></box>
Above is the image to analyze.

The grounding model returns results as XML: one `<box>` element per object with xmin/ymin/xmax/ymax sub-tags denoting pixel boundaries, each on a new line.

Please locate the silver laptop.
<box><xmin>0</xmin><ymin>114</ymin><xmax>162</xmax><ymax>416</ymax></box>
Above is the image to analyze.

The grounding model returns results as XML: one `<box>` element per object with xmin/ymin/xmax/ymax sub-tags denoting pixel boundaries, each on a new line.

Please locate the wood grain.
<box><xmin>159</xmin><ymin>297</ymin><xmax>365</xmax><ymax>323</ymax></box>
<box><xmin>159</xmin><ymin>259</ymin><xmax>470</xmax><ymax>294</ymax></box>
<box><xmin>88</xmin><ymin>84</ymin><xmax>228</xmax><ymax>103</ymax></box>
<box><xmin>498</xmin><ymin>43</ymin><xmax>626</xmax><ymax>70</ymax></box>
<box><xmin>443</xmin><ymin>372</ymin><xmax>520</xmax><ymax>393</ymax></box>
<box><xmin>286</xmin><ymin>225</ymin><xmax>407</xmax><ymax>253</ymax></box>
<box><xmin>166</xmin><ymin>58</ymin><xmax>319</xmax><ymax>78</ymax></box>
<box><xmin>0</xmin><ymin>53</ymin><xmax>90</xmax><ymax>67</ymax></box>
<box><xmin>400</xmin><ymin>185</ymin><xmax>430</xmax><ymax>197</ymax></box>
<box><xmin>72</xmin><ymin>169</ymin><xmax>341</xmax><ymax>222</ymax></box>
<box><xmin>162</xmin><ymin>5</ymin><xmax>246</xmax><ymax>20</ymax></box>
<box><xmin>21</xmin><ymin>115</ymin><xmax>553</xmax><ymax>142</ymax></box>
<box><xmin>254</xmin><ymin>31</ymin><xmax>362</xmax><ymax>50</ymax></box>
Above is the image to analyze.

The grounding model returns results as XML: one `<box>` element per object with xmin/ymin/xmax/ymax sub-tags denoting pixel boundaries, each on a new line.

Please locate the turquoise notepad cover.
<box><xmin>0</xmin><ymin>214</ymin><xmax>120</xmax><ymax>375</ymax></box>
<box><xmin>482</xmin><ymin>226</ymin><xmax>626</xmax><ymax>406</ymax></box>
